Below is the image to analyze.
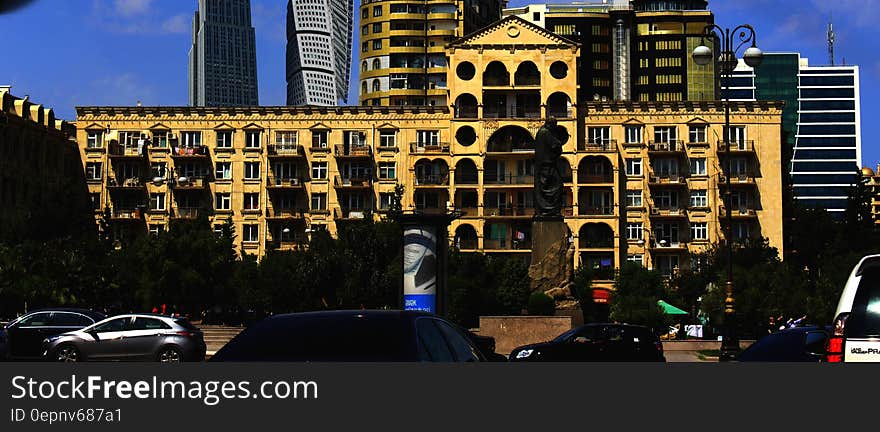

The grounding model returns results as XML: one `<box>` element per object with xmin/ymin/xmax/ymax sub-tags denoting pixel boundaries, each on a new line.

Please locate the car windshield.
<box><xmin>553</xmin><ymin>328</ymin><xmax>580</xmax><ymax>343</ymax></box>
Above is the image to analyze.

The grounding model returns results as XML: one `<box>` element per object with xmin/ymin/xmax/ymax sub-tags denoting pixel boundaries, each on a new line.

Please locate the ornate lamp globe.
<box><xmin>692</xmin><ymin>45</ymin><xmax>713</xmax><ymax>66</ymax></box>
<box><xmin>743</xmin><ymin>46</ymin><xmax>764</xmax><ymax>67</ymax></box>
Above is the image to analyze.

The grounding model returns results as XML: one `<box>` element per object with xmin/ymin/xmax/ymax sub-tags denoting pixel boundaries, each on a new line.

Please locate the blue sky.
<box><xmin>1</xmin><ymin>0</ymin><xmax>876</xmax><ymax>165</ymax></box>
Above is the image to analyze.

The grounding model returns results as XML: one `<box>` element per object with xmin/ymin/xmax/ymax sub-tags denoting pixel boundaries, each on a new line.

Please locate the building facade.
<box><xmin>286</xmin><ymin>0</ymin><xmax>354</xmax><ymax>106</ymax></box>
<box><xmin>357</xmin><ymin>0</ymin><xmax>502</xmax><ymax>107</ymax></box>
<box><xmin>189</xmin><ymin>0</ymin><xmax>259</xmax><ymax>107</ymax></box>
<box><xmin>0</xmin><ymin>87</ymin><xmax>92</xmax><ymax>242</ymax></box>
<box><xmin>78</xmin><ymin>17</ymin><xmax>783</xmax><ymax>291</ymax></box>
<box><xmin>503</xmin><ymin>0</ymin><xmax>716</xmax><ymax>103</ymax></box>
<box><xmin>723</xmin><ymin>54</ymin><xmax>861</xmax><ymax>216</ymax></box>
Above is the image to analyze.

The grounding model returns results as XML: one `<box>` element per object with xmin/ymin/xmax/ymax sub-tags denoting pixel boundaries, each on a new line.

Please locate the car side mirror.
<box><xmin>573</xmin><ymin>336</ymin><xmax>588</xmax><ymax>344</ymax></box>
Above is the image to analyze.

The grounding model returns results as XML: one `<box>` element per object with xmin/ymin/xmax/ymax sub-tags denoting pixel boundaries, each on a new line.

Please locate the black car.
<box><xmin>0</xmin><ymin>309</ymin><xmax>106</xmax><ymax>360</ymax></box>
<box><xmin>509</xmin><ymin>323</ymin><xmax>666</xmax><ymax>362</ymax></box>
<box><xmin>737</xmin><ymin>326</ymin><xmax>829</xmax><ymax>362</ymax></box>
<box><xmin>211</xmin><ymin>310</ymin><xmax>485</xmax><ymax>362</ymax></box>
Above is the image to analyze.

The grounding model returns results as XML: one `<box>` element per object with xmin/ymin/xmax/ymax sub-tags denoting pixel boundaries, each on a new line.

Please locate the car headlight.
<box><xmin>515</xmin><ymin>349</ymin><xmax>534</xmax><ymax>359</ymax></box>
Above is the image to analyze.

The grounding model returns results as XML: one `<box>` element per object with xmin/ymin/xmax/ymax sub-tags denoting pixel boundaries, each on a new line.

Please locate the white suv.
<box><xmin>826</xmin><ymin>255</ymin><xmax>880</xmax><ymax>362</ymax></box>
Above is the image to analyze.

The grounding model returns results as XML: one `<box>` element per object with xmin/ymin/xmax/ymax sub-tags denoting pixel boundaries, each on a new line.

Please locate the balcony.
<box><xmin>578</xmin><ymin>206</ymin><xmax>615</xmax><ymax>217</ymax></box>
<box><xmin>334</xmin><ymin>175</ymin><xmax>373</xmax><ymax>189</ymax></box>
<box><xmin>483</xmin><ymin>238</ymin><xmax>532</xmax><ymax>251</ymax></box>
<box><xmin>268</xmin><ymin>144</ymin><xmax>303</xmax><ymax>158</ymax></box>
<box><xmin>548</xmin><ymin>108</ymin><xmax>574</xmax><ymax>119</ymax></box>
<box><xmin>170</xmin><ymin>145</ymin><xmax>209</xmax><ymax>159</ymax></box>
<box><xmin>719</xmin><ymin>173</ymin><xmax>757</xmax><ymax>186</ymax></box>
<box><xmin>171</xmin><ymin>207</ymin><xmax>203</xmax><ymax>220</ymax></box>
<box><xmin>108</xmin><ymin>143</ymin><xmax>146</xmax><ymax>159</ymax></box>
<box><xmin>309</xmin><ymin>144</ymin><xmax>331</xmax><ymax>154</ymax></box>
<box><xmin>414</xmin><ymin>174</ymin><xmax>449</xmax><ymax>187</ymax></box>
<box><xmin>649</xmin><ymin>239</ymin><xmax>688</xmax><ymax>250</ymax></box>
<box><xmin>107</xmin><ymin>176</ymin><xmax>146</xmax><ymax>191</ymax></box>
<box><xmin>171</xmin><ymin>176</ymin><xmax>208</xmax><ymax>191</ymax></box>
<box><xmin>410</xmin><ymin>142</ymin><xmax>450</xmax><ymax>155</ymax></box>
<box><xmin>334</xmin><ymin>208</ymin><xmax>371</xmax><ymax>220</ymax></box>
<box><xmin>648</xmin><ymin>173</ymin><xmax>687</xmax><ymax>186</ymax></box>
<box><xmin>455</xmin><ymin>206</ymin><xmax>480</xmax><ymax>217</ymax></box>
<box><xmin>578</xmin><ymin>140</ymin><xmax>617</xmax><ymax>152</ymax></box>
<box><xmin>265</xmin><ymin>208</ymin><xmax>305</xmax><ymax>221</ymax></box>
<box><xmin>649</xmin><ymin>206</ymin><xmax>687</xmax><ymax>218</ymax></box>
<box><xmin>266</xmin><ymin>176</ymin><xmax>304</xmax><ymax>190</ymax></box>
<box><xmin>484</xmin><ymin>173</ymin><xmax>534</xmax><ymax>186</ymax></box>
<box><xmin>483</xmin><ymin>105</ymin><xmax>542</xmax><ymax>119</ymax></box>
<box><xmin>577</xmin><ymin>174</ymin><xmax>614</xmax><ymax>185</ymax></box>
<box><xmin>484</xmin><ymin>206</ymin><xmax>535</xmax><ymax>218</ymax></box>
<box><xmin>648</xmin><ymin>140</ymin><xmax>686</xmax><ymax>154</ymax></box>
<box><xmin>719</xmin><ymin>205</ymin><xmax>758</xmax><ymax>219</ymax></box>
<box><xmin>335</xmin><ymin>145</ymin><xmax>373</xmax><ymax>159</ymax></box>
<box><xmin>717</xmin><ymin>140</ymin><xmax>756</xmax><ymax>153</ymax></box>
<box><xmin>109</xmin><ymin>208</ymin><xmax>144</xmax><ymax>221</ymax></box>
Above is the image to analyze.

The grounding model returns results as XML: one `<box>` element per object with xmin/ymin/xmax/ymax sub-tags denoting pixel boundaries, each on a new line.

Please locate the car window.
<box><xmin>573</xmin><ymin>326</ymin><xmax>600</xmax><ymax>340</ymax></box>
<box><xmin>848</xmin><ymin>266</ymin><xmax>880</xmax><ymax>337</ymax></box>
<box><xmin>16</xmin><ymin>312</ymin><xmax>53</xmax><ymax>327</ymax></box>
<box><xmin>434</xmin><ymin>320</ymin><xmax>480</xmax><ymax>362</ymax></box>
<box><xmin>130</xmin><ymin>318</ymin><xmax>170</xmax><ymax>331</ymax></box>
<box><xmin>49</xmin><ymin>313</ymin><xmax>94</xmax><ymax>327</ymax></box>
<box><xmin>604</xmin><ymin>326</ymin><xmax>624</xmax><ymax>341</ymax></box>
<box><xmin>93</xmin><ymin>318</ymin><xmax>129</xmax><ymax>333</ymax></box>
<box><xmin>416</xmin><ymin>318</ymin><xmax>454</xmax><ymax>362</ymax></box>
<box><xmin>174</xmin><ymin>319</ymin><xmax>199</xmax><ymax>332</ymax></box>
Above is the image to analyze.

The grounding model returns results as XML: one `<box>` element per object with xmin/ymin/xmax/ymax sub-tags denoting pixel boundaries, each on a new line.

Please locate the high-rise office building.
<box><xmin>189</xmin><ymin>0</ymin><xmax>259</xmax><ymax>107</ymax></box>
<box><xmin>357</xmin><ymin>0</ymin><xmax>503</xmax><ymax>107</ymax></box>
<box><xmin>286</xmin><ymin>0</ymin><xmax>354</xmax><ymax>106</ymax></box>
<box><xmin>503</xmin><ymin>0</ymin><xmax>716</xmax><ymax>103</ymax></box>
<box><xmin>723</xmin><ymin>54</ymin><xmax>862</xmax><ymax>215</ymax></box>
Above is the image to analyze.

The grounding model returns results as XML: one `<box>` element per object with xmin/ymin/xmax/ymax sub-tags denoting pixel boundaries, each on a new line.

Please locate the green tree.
<box><xmin>609</xmin><ymin>262</ymin><xmax>666</xmax><ymax>331</ymax></box>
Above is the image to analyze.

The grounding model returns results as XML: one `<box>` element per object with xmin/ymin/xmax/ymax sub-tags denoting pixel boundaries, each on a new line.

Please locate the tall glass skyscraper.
<box><xmin>188</xmin><ymin>0</ymin><xmax>259</xmax><ymax>107</ymax></box>
<box><xmin>723</xmin><ymin>53</ymin><xmax>862</xmax><ymax>216</ymax></box>
<box><xmin>286</xmin><ymin>0</ymin><xmax>354</xmax><ymax>106</ymax></box>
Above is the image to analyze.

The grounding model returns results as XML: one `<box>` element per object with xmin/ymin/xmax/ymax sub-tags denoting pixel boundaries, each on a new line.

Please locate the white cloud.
<box><xmin>161</xmin><ymin>14</ymin><xmax>190</xmax><ymax>34</ymax></box>
<box><xmin>114</xmin><ymin>0</ymin><xmax>152</xmax><ymax>17</ymax></box>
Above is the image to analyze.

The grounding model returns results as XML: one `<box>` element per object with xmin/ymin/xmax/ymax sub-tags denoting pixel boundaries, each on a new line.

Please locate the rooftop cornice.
<box><xmin>583</xmin><ymin>100</ymin><xmax>785</xmax><ymax>112</ymax></box>
<box><xmin>75</xmin><ymin>105</ymin><xmax>451</xmax><ymax>118</ymax></box>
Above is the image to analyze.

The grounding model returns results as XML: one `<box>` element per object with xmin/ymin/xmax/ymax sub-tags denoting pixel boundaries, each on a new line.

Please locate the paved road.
<box><xmin>665</xmin><ymin>351</ymin><xmax>716</xmax><ymax>362</ymax></box>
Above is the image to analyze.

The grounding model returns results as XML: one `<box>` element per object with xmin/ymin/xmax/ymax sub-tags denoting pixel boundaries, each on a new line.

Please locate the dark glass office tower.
<box><xmin>189</xmin><ymin>0</ymin><xmax>259</xmax><ymax>107</ymax></box>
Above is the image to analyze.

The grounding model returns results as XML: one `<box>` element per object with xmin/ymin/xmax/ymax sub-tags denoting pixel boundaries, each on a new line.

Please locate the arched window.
<box><xmin>514</xmin><ymin>61</ymin><xmax>541</xmax><ymax>86</ymax></box>
<box><xmin>372</xmin><ymin>79</ymin><xmax>381</xmax><ymax>92</ymax></box>
<box><xmin>483</xmin><ymin>61</ymin><xmax>510</xmax><ymax>86</ymax></box>
<box><xmin>362</xmin><ymin>61</ymin><xmax>368</xmax><ymax>72</ymax></box>
<box><xmin>361</xmin><ymin>81</ymin><xmax>368</xmax><ymax>95</ymax></box>
<box><xmin>372</xmin><ymin>59</ymin><xmax>381</xmax><ymax>70</ymax></box>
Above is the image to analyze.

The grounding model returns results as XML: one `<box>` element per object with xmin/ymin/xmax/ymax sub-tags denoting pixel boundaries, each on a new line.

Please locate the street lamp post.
<box><xmin>692</xmin><ymin>24</ymin><xmax>763</xmax><ymax>362</ymax></box>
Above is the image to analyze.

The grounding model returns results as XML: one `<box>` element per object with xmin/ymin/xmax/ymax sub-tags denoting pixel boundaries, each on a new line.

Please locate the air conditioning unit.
<box><xmin>719</xmin><ymin>175</ymin><xmax>728</xmax><ymax>183</ymax></box>
<box><xmin>650</xmin><ymin>207</ymin><xmax>660</xmax><ymax>215</ymax></box>
<box><xmin>649</xmin><ymin>176</ymin><xmax>658</xmax><ymax>183</ymax></box>
<box><xmin>670</xmin><ymin>175</ymin><xmax>680</xmax><ymax>183</ymax></box>
<box><xmin>291</xmin><ymin>178</ymin><xmax>299</xmax><ymax>185</ymax></box>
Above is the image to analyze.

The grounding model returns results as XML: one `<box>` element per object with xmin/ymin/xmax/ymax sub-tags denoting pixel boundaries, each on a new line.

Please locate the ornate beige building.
<box><xmin>76</xmin><ymin>17</ymin><xmax>784</xmax><ymax>292</ymax></box>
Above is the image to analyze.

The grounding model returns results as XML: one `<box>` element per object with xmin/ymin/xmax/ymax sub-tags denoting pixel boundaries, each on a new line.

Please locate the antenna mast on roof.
<box><xmin>827</xmin><ymin>14</ymin><xmax>836</xmax><ymax>66</ymax></box>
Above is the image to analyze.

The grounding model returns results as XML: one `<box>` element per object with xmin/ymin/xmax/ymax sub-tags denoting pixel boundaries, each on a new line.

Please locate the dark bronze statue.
<box><xmin>534</xmin><ymin>118</ymin><xmax>565</xmax><ymax>217</ymax></box>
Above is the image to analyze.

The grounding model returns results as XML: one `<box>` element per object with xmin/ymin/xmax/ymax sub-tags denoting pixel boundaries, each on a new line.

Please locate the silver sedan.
<box><xmin>42</xmin><ymin>314</ymin><xmax>206</xmax><ymax>362</ymax></box>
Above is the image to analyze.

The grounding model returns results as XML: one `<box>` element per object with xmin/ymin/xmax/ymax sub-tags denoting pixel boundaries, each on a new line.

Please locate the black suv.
<box><xmin>211</xmin><ymin>310</ymin><xmax>487</xmax><ymax>362</ymax></box>
<box><xmin>509</xmin><ymin>323</ymin><xmax>666</xmax><ymax>362</ymax></box>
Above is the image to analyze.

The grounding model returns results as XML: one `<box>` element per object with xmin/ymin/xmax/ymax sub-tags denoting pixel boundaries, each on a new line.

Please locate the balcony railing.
<box><xmin>268</xmin><ymin>144</ymin><xmax>303</xmax><ymax>157</ymax></box>
<box><xmin>414</xmin><ymin>174</ymin><xmax>449</xmax><ymax>186</ymax></box>
<box><xmin>578</xmin><ymin>240</ymin><xmax>614</xmax><ymax>249</ymax></box>
<box><xmin>483</xmin><ymin>238</ymin><xmax>532</xmax><ymax>250</ymax></box>
<box><xmin>483</xmin><ymin>105</ymin><xmax>542</xmax><ymax>119</ymax></box>
<box><xmin>410</xmin><ymin>142</ymin><xmax>450</xmax><ymax>154</ymax></box>
<box><xmin>648</xmin><ymin>140</ymin><xmax>685</xmax><ymax>152</ymax></box>
<box><xmin>171</xmin><ymin>145</ymin><xmax>209</xmax><ymax>157</ymax></box>
<box><xmin>110</xmin><ymin>208</ymin><xmax>142</xmax><ymax>219</ymax></box>
<box><xmin>107</xmin><ymin>176</ymin><xmax>145</xmax><ymax>189</ymax></box>
<box><xmin>717</xmin><ymin>140</ymin><xmax>756</xmax><ymax>152</ymax></box>
<box><xmin>172</xmin><ymin>176</ymin><xmax>208</xmax><ymax>189</ymax></box>
<box><xmin>648</xmin><ymin>173</ymin><xmax>687</xmax><ymax>185</ymax></box>
<box><xmin>719</xmin><ymin>173</ymin><xmax>757</xmax><ymax>184</ymax></box>
<box><xmin>548</xmin><ymin>108</ymin><xmax>574</xmax><ymax>119</ymax></box>
<box><xmin>650</xmin><ymin>239</ymin><xmax>688</xmax><ymax>249</ymax></box>
<box><xmin>579</xmin><ymin>206</ymin><xmax>614</xmax><ymax>216</ymax></box>
<box><xmin>579</xmin><ymin>140</ymin><xmax>617</xmax><ymax>152</ymax></box>
<box><xmin>484</xmin><ymin>173</ymin><xmax>534</xmax><ymax>185</ymax></box>
<box><xmin>267</xmin><ymin>176</ymin><xmax>304</xmax><ymax>188</ymax></box>
<box><xmin>454</xmin><ymin>107</ymin><xmax>478</xmax><ymax>119</ymax></box>
<box><xmin>577</xmin><ymin>174</ymin><xmax>614</xmax><ymax>184</ymax></box>
<box><xmin>455</xmin><ymin>206</ymin><xmax>479</xmax><ymax>217</ymax></box>
<box><xmin>266</xmin><ymin>208</ymin><xmax>303</xmax><ymax>219</ymax></box>
<box><xmin>719</xmin><ymin>205</ymin><xmax>757</xmax><ymax>217</ymax></box>
<box><xmin>172</xmin><ymin>207</ymin><xmax>203</xmax><ymax>219</ymax></box>
<box><xmin>649</xmin><ymin>206</ymin><xmax>687</xmax><ymax>217</ymax></box>
<box><xmin>334</xmin><ymin>145</ymin><xmax>373</xmax><ymax>158</ymax></box>
<box><xmin>108</xmin><ymin>143</ymin><xmax>145</xmax><ymax>157</ymax></box>
<box><xmin>334</xmin><ymin>208</ymin><xmax>371</xmax><ymax>220</ymax></box>
<box><xmin>484</xmin><ymin>206</ymin><xmax>535</xmax><ymax>217</ymax></box>
<box><xmin>455</xmin><ymin>174</ymin><xmax>479</xmax><ymax>185</ymax></box>
<box><xmin>334</xmin><ymin>176</ymin><xmax>373</xmax><ymax>188</ymax></box>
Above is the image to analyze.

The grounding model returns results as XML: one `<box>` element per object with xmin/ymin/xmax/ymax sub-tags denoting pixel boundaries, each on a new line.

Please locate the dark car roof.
<box><xmin>14</xmin><ymin>308</ymin><xmax>106</xmax><ymax>321</ymax></box>
<box><xmin>211</xmin><ymin>310</ymin><xmax>434</xmax><ymax>361</ymax></box>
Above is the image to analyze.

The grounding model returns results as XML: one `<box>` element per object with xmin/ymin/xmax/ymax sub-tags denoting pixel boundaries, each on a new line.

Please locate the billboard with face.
<box><xmin>403</xmin><ymin>226</ymin><xmax>437</xmax><ymax>313</ymax></box>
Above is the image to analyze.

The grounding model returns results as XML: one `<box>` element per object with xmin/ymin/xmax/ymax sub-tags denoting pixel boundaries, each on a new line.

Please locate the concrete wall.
<box><xmin>478</xmin><ymin>316</ymin><xmax>573</xmax><ymax>355</ymax></box>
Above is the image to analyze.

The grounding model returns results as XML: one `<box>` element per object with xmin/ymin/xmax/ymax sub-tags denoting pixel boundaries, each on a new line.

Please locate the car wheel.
<box><xmin>55</xmin><ymin>345</ymin><xmax>80</xmax><ymax>362</ymax></box>
<box><xmin>157</xmin><ymin>346</ymin><xmax>182</xmax><ymax>363</ymax></box>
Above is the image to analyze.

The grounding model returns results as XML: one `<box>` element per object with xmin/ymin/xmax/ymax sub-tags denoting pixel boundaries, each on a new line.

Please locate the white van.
<box><xmin>826</xmin><ymin>255</ymin><xmax>880</xmax><ymax>362</ymax></box>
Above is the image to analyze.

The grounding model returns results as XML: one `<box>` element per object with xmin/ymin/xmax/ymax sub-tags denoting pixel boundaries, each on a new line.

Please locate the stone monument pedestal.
<box><xmin>528</xmin><ymin>217</ymin><xmax>574</xmax><ymax>300</ymax></box>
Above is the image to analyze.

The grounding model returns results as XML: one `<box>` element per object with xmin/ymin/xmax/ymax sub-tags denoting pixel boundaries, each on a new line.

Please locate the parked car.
<box><xmin>465</xmin><ymin>331</ymin><xmax>508</xmax><ymax>362</ymax></box>
<box><xmin>737</xmin><ymin>326</ymin><xmax>828</xmax><ymax>362</ymax></box>
<box><xmin>210</xmin><ymin>310</ymin><xmax>486</xmax><ymax>362</ymax></box>
<box><xmin>509</xmin><ymin>323</ymin><xmax>666</xmax><ymax>362</ymax></box>
<box><xmin>42</xmin><ymin>314</ymin><xmax>205</xmax><ymax>362</ymax></box>
<box><xmin>826</xmin><ymin>254</ymin><xmax>880</xmax><ymax>362</ymax></box>
<box><xmin>0</xmin><ymin>308</ymin><xmax>106</xmax><ymax>361</ymax></box>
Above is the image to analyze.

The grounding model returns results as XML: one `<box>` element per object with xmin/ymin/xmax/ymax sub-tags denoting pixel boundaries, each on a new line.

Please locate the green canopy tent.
<box><xmin>657</xmin><ymin>300</ymin><xmax>688</xmax><ymax>315</ymax></box>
